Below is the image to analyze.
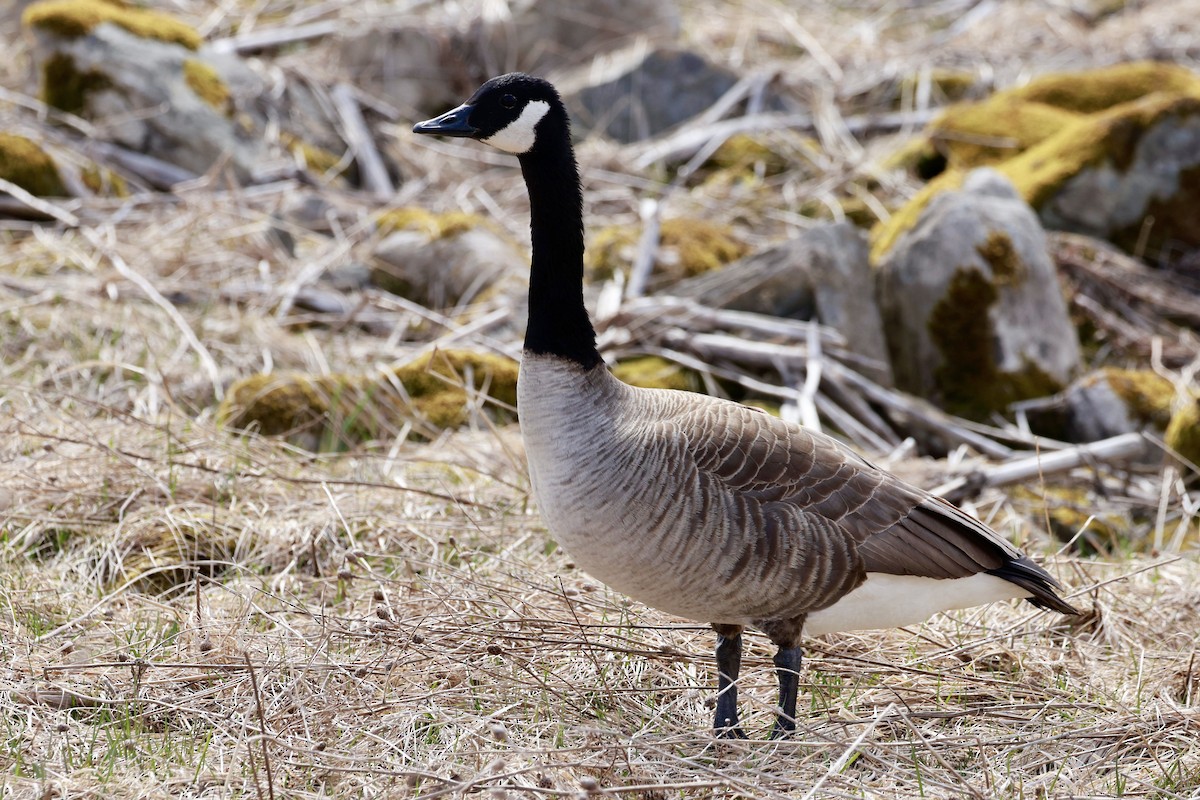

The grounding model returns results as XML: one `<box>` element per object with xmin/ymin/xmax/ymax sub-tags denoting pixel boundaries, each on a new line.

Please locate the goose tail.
<box><xmin>987</xmin><ymin>556</ymin><xmax>1080</xmax><ymax>615</ymax></box>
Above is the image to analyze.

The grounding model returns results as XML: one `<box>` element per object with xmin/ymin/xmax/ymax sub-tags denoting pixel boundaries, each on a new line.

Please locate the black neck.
<box><xmin>518</xmin><ymin>128</ymin><xmax>601</xmax><ymax>369</ymax></box>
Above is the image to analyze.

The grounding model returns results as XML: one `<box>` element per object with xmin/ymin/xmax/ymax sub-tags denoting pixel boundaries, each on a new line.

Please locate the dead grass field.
<box><xmin>3</xmin><ymin>378</ymin><xmax>1199</xmax><ymax>799</ymax></box>
<box><xmin>3</xmin><ymin>0</ymin><xmax>1200</xmax><ymax>797</ymax></box>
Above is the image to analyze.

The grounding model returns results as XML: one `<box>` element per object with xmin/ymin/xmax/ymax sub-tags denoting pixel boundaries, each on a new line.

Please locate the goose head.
<box><xmin>412</xmin><ymin>73</ymin><xmax>566</xmax><ymax>156</ymax></box>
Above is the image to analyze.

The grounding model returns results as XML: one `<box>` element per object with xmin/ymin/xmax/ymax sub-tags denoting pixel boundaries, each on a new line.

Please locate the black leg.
<box><xmin>713</xmin><ymin>626</ymin><xmax>746</xmax><ymax>738</ymax></box>
<box><xmin>771</xmin><ymin>645</ymin><xmax>803</xmax><ymax>739</ymax></box>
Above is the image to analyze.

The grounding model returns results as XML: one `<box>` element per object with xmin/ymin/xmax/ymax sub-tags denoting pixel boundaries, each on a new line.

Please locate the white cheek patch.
<box><xmin>483</xmin><ymin>100</ymin><xmax>550</xmax><ymax>154</ymax></box>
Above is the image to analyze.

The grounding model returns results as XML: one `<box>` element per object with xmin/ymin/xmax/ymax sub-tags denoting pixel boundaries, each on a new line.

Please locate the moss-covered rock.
<box><xmin>1165</xmin><ymin>397</ymin><xmax>1200</xmax><ymax>470</ymax></box>
<box><xmin>1029</xmin><ymin>367</ymin><xmax>1196</xmax><ymax>443</ymax></box>
<box><xmin>23</xmin><ymin>0</ymin><xmax>202</xmax><ymax>50</ymax></box>
<box><xmin>376</xmin><ymin>207</ymin><xmax>490</xmax><ymax>239</ymax></box>
<box><xmin>587</xmin><ymin>217</ymin><xmax>747</xmax><ymax>286</ymax></box>
<box><xmin>280</xmin><ymin>132</ymin><xmax>349</xmax><ymax>179</ymax></box>
<box><xmin>875</xmin><ymin>169</ymin><xmax>1080</xmax><ymax>419</ymax></box>
<box><xmin>882</xmin><ymin>62</ymin><xmax>1200</xmax><ymax>262</ymax></box>
<box><xmin>926</xmin><ymin>62</ymin><xmax>1200</xmax><ymax>172</ymax></box>
<box><xmin>1013</xmin><ymin>485</ymin><xmax>1133</xmax><ymax>555</ymax></box>
<box><xmin>612</xmin><ymin>356</ymin><xmax>702</xmax><ymax>392</ymax></box>
<box><xmin>38</xmin><ymin>52</ymin><xmax>111</xmax><ymax>116</ymax></box>
<box><xmin>219</xmin><ymin>349</ymin><xmax>519</xmax><ymax>450</ymax></box>
<box><xmin>104</xmin><ymin>517</ymin><xmax>238</xmax><ymax>593</ymax></box>
<box><xmin>370</xmin><ymin>208</ymin><xmax>525</xmax><ymax>308</ymax></box>
<box><xmin>0</xmin><ymin>133</ymin><xmax>66</xmax><ymax>196</ymax></box>
<box><xmin>1096</xmin><ymin>368</ymin><xmax>1177</xmax><ymax>428</ymax></box>
<box><xmin>702</xmin><ymin>134</ymin><xmax>790</xmax><ymax>178</ymax></box>
<box><xmin>925</xmin><ymin>260</ymin><xmax>1060</xmax><ymax>418</ymax></box>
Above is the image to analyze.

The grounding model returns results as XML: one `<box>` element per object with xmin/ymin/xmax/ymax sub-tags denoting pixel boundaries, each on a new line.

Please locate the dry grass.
<box><xmin>3</xmin><ymin>388</ymin><xmax>1199</xmax><ymax>799</ymax></box>
<box><xmin>2</xmin><ymin>0</ymin><xmax>1200</xmax><ymax>797</ymax></box>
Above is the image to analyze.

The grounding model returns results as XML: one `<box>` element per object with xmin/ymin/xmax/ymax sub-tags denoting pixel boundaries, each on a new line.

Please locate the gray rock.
<box><xmin>561</xmin><ymin>47</ymin><xmax>740</xmax><ymax>143</ymax></box>
<box><xmin>500</xmin><ymin>0</ymin><xmax>680</xmax><ymax>73</ymax></box>
<box><xmin>1040</xmin><ymin>109</ymin><xmax>1200</xmax><ymax>251</ymax></box>
<box><xmin>335</xmin><ymin>24</ymin><xmax>459</xmax><ymax>119</ymax></box>
<box><xmin>674</xmin><ymin>222</ymin><xmax>892</xmax><ymax>385</ymax></box>
<box><xmin>27</xmin><ymin>23</ymin><xmax>270</xmax><ymax>182</ymax></box>
<box><xmin>1025</xmin><ymin>367</ymin><xmax>1178</xmax><ymax>442</ymax></box>
<box><xmin>371</xmin><ymin>226</ymin><xmax>526</xmax><ymax>310</ymax></box>
<box><xmin>876</xmin><ymin>168</ymin><xmax>1081</xmax><ymax>417</ymax></box>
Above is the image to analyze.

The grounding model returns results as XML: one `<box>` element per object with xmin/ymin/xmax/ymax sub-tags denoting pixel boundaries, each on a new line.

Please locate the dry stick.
<box><xmin>659</xmin><ymin>327</ymin><xmax>986</xmax><ymax>453</ymax></box>
<box><xmin>930</xmin><ymin>432</ymin><xmax>1152</xmax><ymax>499</ymax></box>
<box><xmin>625</xmin><ymin>198</ymin><xmax>662</xmax><ymax>300</ymax></box>
<box><xmin>331</xmin><ymin>83</ymin><xmax>394</xmax><ymax>196</ymax></box>
<box><xmin>89</xmin><ymin>142</ymin><xmax>199</xmax><ymax>189</ymax></box>
<box><xmin>81</xmin><ymin>227</ymin><xmax>224</xmax><ymax>401</ymax></box>
<box><xmin>637</xmin><ymin>343</ymin><xmax>892</xmax><ymax>451</ymax></box>
<box><xmin>0</xmin><ymin>177</ymin><xmax>80</xmax><ymax>226</ymax></box>
<box><xmin>633</xmin><ymin>109</ymin><xmax>937</xmax><ymax>169</ymax></box>
<box><xmin>244</xmin><ymin>653</ymin><xmax>277</xmax><ymax>800</ymax></box>
<box><xmin>800</xmin><ymin>703</ymin><xmax>896</xmax><ymax>800</ymax></box>
<box><xmin>822</xmin><ymin>360</ymin><xmax>1014</xmax><ymax>459</ymax></box>
<box><xmin>209</xmin><ymin>20</ymin><xmax>340</xmax><ymax>54</ymax></box>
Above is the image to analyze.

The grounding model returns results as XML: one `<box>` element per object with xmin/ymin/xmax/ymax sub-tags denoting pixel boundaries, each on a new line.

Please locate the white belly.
<box><xmin>805</xmin><ymin>572</ymin><xmax>1028</xmax><ymax>635</ymax></box>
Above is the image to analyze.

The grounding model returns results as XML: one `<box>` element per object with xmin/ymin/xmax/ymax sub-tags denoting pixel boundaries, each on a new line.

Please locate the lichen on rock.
<box><xmin>0</xmin><ymin>133</ymin><xmax>67</xmax><ymax>196</ymax></box>
<box><xmin>1165</xmin><ymin>397</ymin><xmax>1200</xmax><ymax>471</ymax></box>
<box><xmin>38</xmin><ymin>52</ymin><xmax>110</xmax><ymax>116</ymax></box>
<box><xmin>612</xmin><ymin>356</ymin><xmax>702</xmax><ymax>392</ymax></box>
<box><xmin>586</xmin><ymin>217</ymin><xmax>747</xmax><ymax>286</ymax></box>
<box><xmin>22</xmin><ymin>0</ymin><xmax>202</xmax><ymax>50</ymax></box>
<box><xmin>182</xmin><ymin>59</ymin><xmax>230</xmax><ymax>112</ymax></box>
<box><xmin>219</xmin><ymin>350</ymin><xmax>520</xmax><ymax>450</ymax></box>
<box><xmin>875</xmin><ymin>169</ymin><xmax>1080</xmax><ymax>419</ymax></box>
<box><xmin>376</xmin><ymin>207</ymin><xmax>490</xmax><ymax>240</ymax></box>
<box><xmin>885</xmin><ymin>61</ymin><xmax>1200</xmax><ymax>262</ymax></box>
<box><xmin>370</xmin><ymin>208</ymin><xmax>525</xmax><ymax>308</ymax></box>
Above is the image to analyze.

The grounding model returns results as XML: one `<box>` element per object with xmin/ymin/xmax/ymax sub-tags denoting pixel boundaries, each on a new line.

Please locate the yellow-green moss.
<box><xmin>281</xmin><ymin>132</ymin><xmax>348</xmax><ymax>178</ymax></box>
<box><xmin>182</xmin><ymin>59</ymin><xmax>229</xmax><ymax>112</ymax></box>
<box><xmin>108</xmin><ymin>520</ymin><xmax>238</xmax><ymax>593</ymax></box>
<box><xmin>1165</xmin><ymin>397</ymin><xmax>1200</xmax><ymax>469</ymax></box>
<box><xmin>1097</xmin><ymin>367</ymin><xmax>1177</xmax><ymax>429</ymax></box>
<box><xmin>704</xmin><ymin>134</ymin><xmax>790</xmax><ymax>177</ymax></box>
<box><xmin>23</xmin><ymin>0</ymin><xmax>202</xmax><ymax>50</ymax></box>
<box><xmin>612</xmin><ymin>356</ymin><xmax>702</xmax><ymax>392</ymax></box>
<box><xmin>391</xmin><ymin>349</ymin><xmax>519</xmax><ymax>429</ymax></box>
<box><xmin>1007</xmin><ymin>61</ymin><xmax>1200</xmax><ymax>114</ymax></box>
<box><xmin>880</xmin><ymin>135</ymin><xmax>947</xmax><ymax>180</ymax></box>
<box><xmin>39</xmin><ymin>52</ymin><xmax>111</xmax><ymax>116</ymax></box>
<box><xmin>926</xmin><ymin>266</ymin><xmax>1061</xmax><ymax>418</ymax></box>
<box><xmin>376</xmin><ymin>207</ymin><xmax>488</xmax><ymax>239</ymax></box>
<box><xmin>998</xmin><ymin>92</ymin><xmax>1200</xmax><ymax>211</ymax></box>
<box><xmin>924</xmin><ymin>62</ymin><xmax>1200</xmax><ymax>174</ymax></box>
<box><xmin>1014</xmin><ymin>485</ymin><xmax>1132</xmax><ymax>555</ymax></box>
<box><xmin>976</xmin><ymin>230</ymin><xmax>1024</xmax><ymax>285</ymax></box>
<box><xmin>587</xmin><ymin>217</ymin><xmax>748</xmax><ymax>284</ymax></box>
<box><xmin>930</xmin><ymin>98</ymin><xmax>1081</xmax><ymax>171</ymax></box>
<box><xmin>882</xmin><ymin>62</ymin><xmax>1200</xmax><ymax>261</ymax></box>
<box><xmin>219</xmin><ymin>349</ymin><xmax>519</xmax><ymax>450</ymax></box>
<box><xmin>80</xmin><ymin>164</ymin><xmax>128</xmax><ymax>196</ymax></box>
<box><xmin>899</xmin><ymin>68</ymin><xmax>978</xmax><ymax>106</ymax></box>
<box><xmin>0</xmin><ymin>133</ymin><xmax>66</xmax><ymax>197</ymax></box>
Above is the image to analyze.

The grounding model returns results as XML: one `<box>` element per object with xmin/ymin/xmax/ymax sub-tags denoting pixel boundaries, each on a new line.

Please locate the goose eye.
<box><xmin>500</xmin><ymin>93</ymin><xmax>517</xmax><ymax>109</ymax></box>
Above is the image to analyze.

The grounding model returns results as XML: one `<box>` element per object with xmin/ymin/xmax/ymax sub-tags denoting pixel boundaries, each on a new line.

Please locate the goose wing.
<box><xmin>672</xmin><ymin>398</ymin><xmax>1047</xmax><ymax>584</ymax></box>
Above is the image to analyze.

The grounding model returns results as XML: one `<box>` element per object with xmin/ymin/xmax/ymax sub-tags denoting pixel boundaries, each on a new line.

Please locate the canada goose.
<box><xmin>413</xmin><ymin>73</ymin><xmax>1079</xmax><ymax>739</ymax></box>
